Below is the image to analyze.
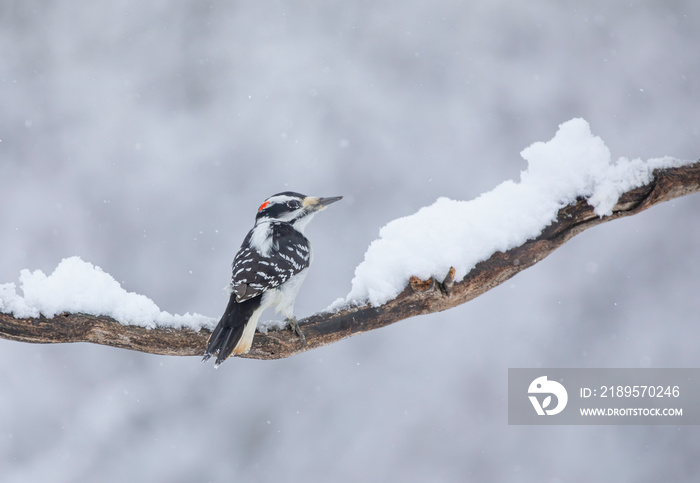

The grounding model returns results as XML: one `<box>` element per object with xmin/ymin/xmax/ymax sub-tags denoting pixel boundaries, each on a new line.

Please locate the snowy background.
<box><xmin>1</xmin><ymin>1</ymin><xmax>699</xmax><ymax>482</ymax></box>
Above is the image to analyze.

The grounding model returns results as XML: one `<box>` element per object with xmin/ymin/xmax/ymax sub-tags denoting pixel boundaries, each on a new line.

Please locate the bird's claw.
<box><xmin>287</xmin><ymin>316</ymin><xmax>306</xmax><ymax>348</ymax></box>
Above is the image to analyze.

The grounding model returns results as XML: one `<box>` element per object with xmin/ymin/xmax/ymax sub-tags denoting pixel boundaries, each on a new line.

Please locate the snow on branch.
<box><xmin>1</xmin><ymin>119</ymin><xmax>699</xmax><ymax>360</ymax></box>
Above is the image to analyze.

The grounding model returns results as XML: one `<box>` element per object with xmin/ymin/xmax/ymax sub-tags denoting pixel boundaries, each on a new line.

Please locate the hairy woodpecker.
<box><xmin>202</xmin><ymin>191</ymin><xmax>342</xmax><ymax>366</ymax></box>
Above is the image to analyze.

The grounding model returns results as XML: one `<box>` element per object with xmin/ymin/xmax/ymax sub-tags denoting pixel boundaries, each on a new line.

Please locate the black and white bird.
<box><xmin>202</xmin><ymin>191</ymin><xmax>342</xmax><ymax>366</ymax></box>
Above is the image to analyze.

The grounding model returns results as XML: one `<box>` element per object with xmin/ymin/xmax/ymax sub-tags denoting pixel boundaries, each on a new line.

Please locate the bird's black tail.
<box><xmin>202</xmin><ymin>294</ymin><xmax>262</xmax><ymax>366</ymax></box>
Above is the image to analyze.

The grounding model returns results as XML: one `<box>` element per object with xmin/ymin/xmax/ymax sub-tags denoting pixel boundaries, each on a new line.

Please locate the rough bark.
<box><xmin>1</xmin><ymin>161</ymin><xmax>699</xmax><ymax>360</ymax></box>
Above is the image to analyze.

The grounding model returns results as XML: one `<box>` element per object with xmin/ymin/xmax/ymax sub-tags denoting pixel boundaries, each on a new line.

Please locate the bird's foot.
<box><xmin>286</xmin><ymin>316</ymin><xmax>306</xmax><ymax>348</ymax></box>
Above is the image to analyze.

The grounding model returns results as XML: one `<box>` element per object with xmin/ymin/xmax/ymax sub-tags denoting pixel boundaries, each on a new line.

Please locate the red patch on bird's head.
<box><xmin>258</xmin><ymin>201</ymin><xmax>270</xmax><ymax>212</ymax></box>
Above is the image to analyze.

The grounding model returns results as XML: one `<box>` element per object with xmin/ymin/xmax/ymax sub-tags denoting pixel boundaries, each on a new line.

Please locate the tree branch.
<box><xmin>2</xmin><ymin>161</ymin><xmax>699</xmax><ymax>359</ymax></box>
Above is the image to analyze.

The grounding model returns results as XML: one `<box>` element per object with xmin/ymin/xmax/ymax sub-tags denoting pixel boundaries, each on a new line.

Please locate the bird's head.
<box><xmin>255</xmin><ymin>191</ymin><xmax>343</xmax><ymax>232</ymax></box>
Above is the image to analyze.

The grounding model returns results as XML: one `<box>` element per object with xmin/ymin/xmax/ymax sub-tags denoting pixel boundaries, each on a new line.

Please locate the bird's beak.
<box><xmin>303</xmin><ymin>196</ymin><xmax>343</xmax><ymax>211</ymax></box>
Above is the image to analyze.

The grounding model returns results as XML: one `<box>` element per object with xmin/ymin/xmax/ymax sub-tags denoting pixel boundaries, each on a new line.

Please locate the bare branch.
<box><xmin>2</xmin><ymin>161</ymin><xmax>699</xmax><ymax>359</ymax></box>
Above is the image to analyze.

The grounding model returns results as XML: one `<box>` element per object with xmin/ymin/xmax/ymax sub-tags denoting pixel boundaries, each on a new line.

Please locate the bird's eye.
<box><xmin>287</xmin><ymin>200</ymin><xmax>302</xmax><ymax>209</ymax></box>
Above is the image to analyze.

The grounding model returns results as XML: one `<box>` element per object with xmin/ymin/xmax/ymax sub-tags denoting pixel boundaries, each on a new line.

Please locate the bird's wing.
<box><xmin>230</xmin><ymin>224</ymin><xmax>311</xmax><ymax>303</ymax></box>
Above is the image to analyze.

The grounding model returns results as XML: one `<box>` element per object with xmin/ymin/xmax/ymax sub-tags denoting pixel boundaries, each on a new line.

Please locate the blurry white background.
<box><xmin>1</xmin><ymin>1</ymin><xmax>699</xmax><ymax>481</ymax></box>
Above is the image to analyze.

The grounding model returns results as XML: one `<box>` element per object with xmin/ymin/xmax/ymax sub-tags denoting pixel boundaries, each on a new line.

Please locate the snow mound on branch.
<box><xmin>0</xmin><ymin>256</ymin><xmax>214</xmax><ymax>330</ymax></box>
<box><xmin>0</xmin><ymin>118</ymin><xmax>688</xmax><ymax>326</ymax></box>
<box><xmin>336</xmin><ymin>118</ymin><xmax>687</xmax><ymax>308</ymax></box>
